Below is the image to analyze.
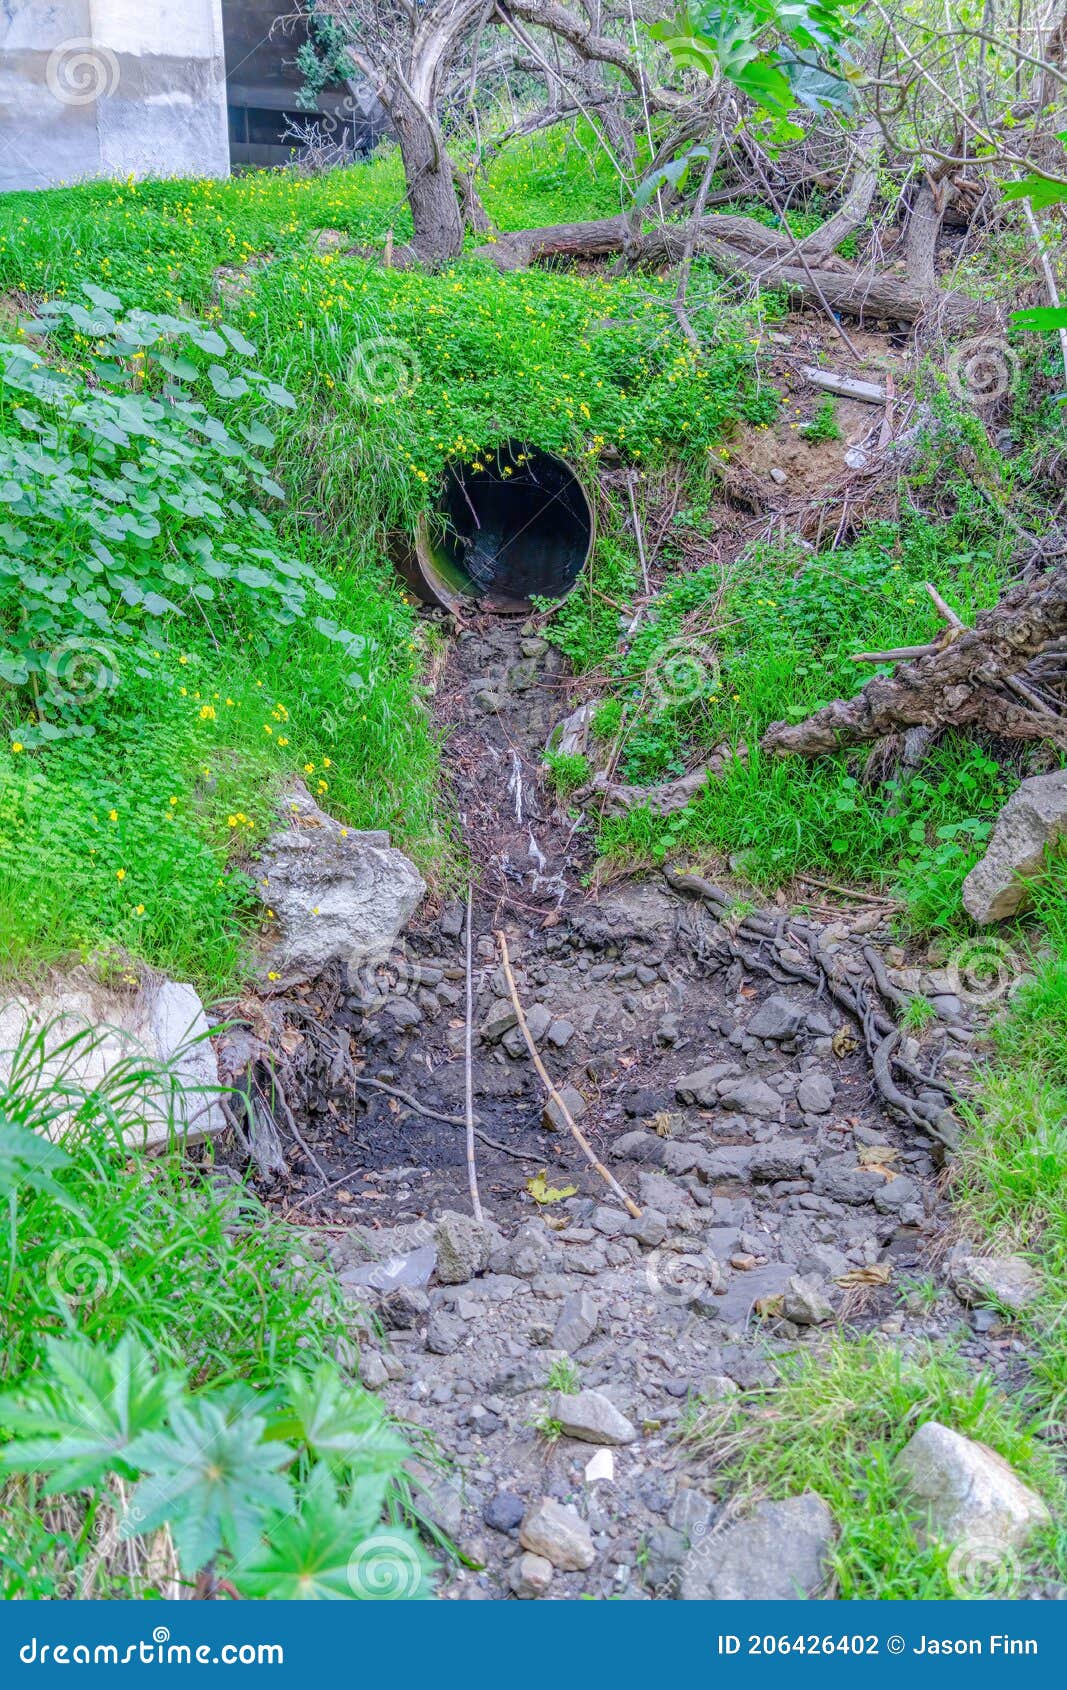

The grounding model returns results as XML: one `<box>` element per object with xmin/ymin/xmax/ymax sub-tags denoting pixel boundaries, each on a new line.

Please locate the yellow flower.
<box><xmin>322</xmin><ymin>757</ymin><xmax>332</xmax><ymax>768</ymax></box>
<box><xmin>169</xmin><ymin>796</ymin><xmax>178</xmax><ymax>807</ymax></box>
<box><xmin>227</xmin><ymin>814</ymin><xmax>238</xmax><ymax>828</ymax></box>
<box><xmin>304</xmin><ymin>762</ymin><xmax>315</xmax><ymax>774</ymax></box>
<box><xmin>135</xmin><ymin>904</ymin><xmax>145</xmax><ymax>915</ymax></box>
<box><xmin>267</xmin><ymin>971</ymin><xmax>279</xmax><ymax>982</ymax></box>
<box><xmin>108</xmin><ymin>809</ymin><xmax>118</xmax><ymax>822</ymax></box>
<box><xmin>199</xmin><ymin>705</ymin><xmax>216</xmax><ymax>721</ymax></box>
<box><xmin>10</xmin><ymin>741</ymin><xmax>23</xmax><ymax>753</ymax></box>
<box><xmin>278</xmin><ymin>736</ymin><xmax>289</xmax><ymax>746</ymax></box>
<box><xmin>317</xmin><ymin>780</ymin><xmax>328</xmax><ymax>793</ymax></box>
<box><xmin>116</xmin><ymin>868</ymin><xmax>126</xmax><ymax>881</ymax></box>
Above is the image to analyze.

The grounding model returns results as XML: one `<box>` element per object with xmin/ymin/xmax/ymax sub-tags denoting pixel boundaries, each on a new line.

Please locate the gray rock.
<box><xmin>426</xmin><ymin>1308</ymin><xmax>466</xmax><ymax>1355</ymax></box>
<box><xmin>509</xmin><ymin>1552</ymin><xmax>554</xmax><ymax>1598</ymax></box>
<box><xmin>894</xmin><ymin>1422</ymin><xmax>1051</xmax><ymax>1549</ymax></box>
<box><xmin>675</xmin><ymin>1063</ymin><xmax>737</xmax><ymax>1107</ymax></box>
<box><xmin>542</xmin><ymin>1084</ymin><xmax>587</xmax><ymax>1132</ymax></box>
<box><xmin>481</xmin><ymin>998</ymin><xmax>518</xmax><ymax>1043</ymax></box>
<box><xmin>490</xmin><ymin>1224</ymin><xmax>561</xmax><ymax>1279</ymax></box>
<box><xmin>679</xmin><ymin>1493</ymin><xmax>835</xmax><ymax>1600</ymax></box>
<box><xmin>749</xmin><ymin>1143</ymin><xmax>817</xmax><ymax>1183</ymax></box>
<box><xmin>814</xmin><ymin>1154</ymin><xmax>886</xmax><ymax>1206</ymax></box>
<box><xmin>553</xmin><ymin>1290</ymin><xmax>598</xmax><ymax>1353</ymax></box>
<box><xmin>637</xmin><ymin>1171</ymin><xmax>692</xmax><ymax>1219</ymax></box>
<box><xmin>667</xmin><ymin>1486</ymin><xmax>716</xmax><ymax>1541</ymax></box>
<box><xmin>358</xmin><ymin>1351</ymin><xmax>389</xmax><ymax>1390</ymax></box>
<box><xmin>379</xmin><ymin>1285</ymin><xmax>429</xmax><ymax>1330</ymax></box>
<box><xmin>484</xmin><ymin>1492</ymin><xmax>526</xmax><ymax>1534</ymax></box>
<box><xmin>873</xmin><ymin>1175</ymin><xmax>920</xmax><ymax>1213</ymax></box>
<box><xmin>747</xmin><ymin>995</ymin><xmax>809</xmax><ymax>1042</ymax></box>
<box><xmin>716</xmin><ymin>1075</ymin><xmax>783</xmax><ymax>1119</ymax></box>
<box><xmin>963</xmin><ymin>771</ymin><xmax>1067</xmax><ymax>922</ymax></box>
<box><xmin>503</xmin><ymin>1002</ymin><xmax>551</xmax><ymax>1055</ymax></box>
<box><xmin>0</xmin><ymin>971</ymin><xmax>227</xmax><ymax>1152</ymax></box>
<box><xmin>553</xmin><ymin>1389</ymin><xmax>637</xmax><ymax>1445</ymax></box>
<box><xmin>435</xmin><ymin>1210</ymin><xmax>497</xmax><ymax>1284</ymax></box>
<box><xmin>255</xmin><ymin>782</ymin><xmax>425</xmax><ymax>988</ymax></box>
<box><xmin>796</xmin><ymin>1073</ymin><xmax>835</xmax><ymax>1114</ymax></box>
<box><xmin>781</xmin><ymin>1274</ymin><xmax>835</xmax><ymax>1326</ymax></box>
<box><xmin>644</xmin><ymin>1525</ymin><xmax>688</xmax><ymax>1590</ymax></box>
<box><xmin>948</xmin><ymin>1253</ymin><xmax>1042</xmax><ymax>1314</ymax></box>
<box><xmin>520</xmin><ymin>1498</ymin><xmax>596</xmax><ymax>1571</ymax></box>
<box><xmin>611</xmin><ymin>1130</ymin><xmax>666</xmax><ymax>1166</ymax></box>
<box><xmin>624</xmin><ymin>1206</ymin><xmax>668</xmax><ymax>1249</ymax></box>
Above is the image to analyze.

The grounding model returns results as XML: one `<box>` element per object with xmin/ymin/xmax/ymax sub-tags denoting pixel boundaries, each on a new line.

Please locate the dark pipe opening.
<box><xmin>396</xmin><ymin>442</ymin><xmax>594</xmax><ymax>614</ymax></box>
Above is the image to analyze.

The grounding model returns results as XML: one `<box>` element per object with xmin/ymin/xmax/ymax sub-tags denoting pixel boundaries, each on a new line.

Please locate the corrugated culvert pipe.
<box><xmin>392</xmin><ymin>441</ymin><xmax>595</xmax><ymax>614</ymax></box>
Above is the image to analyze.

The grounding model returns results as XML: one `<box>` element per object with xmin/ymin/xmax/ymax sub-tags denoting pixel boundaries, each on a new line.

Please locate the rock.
<box><xmin>546</xmin><ymin>1019</ymin><xmax>575</xmax><ymax>1049</ymax></box>
<box><xmin>358</xmin><ymin>1352</ymin><xmax>389</xmax><ymax>1390</ymax></box>
<box><xmin>0</xmin><ymin>969</ymin><xmax>225</xmax><ymax>1152</ymax></box>
<box><xmin>611</xmin><ymin>1130</ymin><xmax>666</xmax><ymax>1166</ymax></box>
<box><xmin>519</xmin><ymin>1499</ymin><xmax>596</xmax><ymax>1571</ymax></box>
<box><xmin>796</xmin><ymin>1073</ymin><xmax>835</xmax><ymax>1114</ymax></box>
<box><xmin>675</xmin><ymin>1063</ymin><xmax>737</xmax><ymax>1107</ymax></box>
<box><xmin>484</xmin><ymin>1492</ymin><xmax>526</xmax><ymax>1535</ymax></box>
<box><xmin>679</xmin><ymin>1493</ymin><xmax>835</xmax><ymax>1600</ymax></box>
<box><xmin>425</xmin><ymin>1308</ymin><xmax>466</xmax><ymax>1355</ymax></box>
<box><xmin>481</xmin><ymin>998</ymin><xmax>518</xmax><ymax>1043</ymax></box>
<box><xmin>747</xmin><ymin>995</ymin><xmax>809</xmax><ymax>1042</ymax></box>
<box><xmin>435</xmin><ymin>1211</ymin><xmax>497</xmax><ymax>1284</ymax></box>
<box><xmin>624</xmin><ymin>1207</ymin><xmax>668</xmax><ymax>1248</ymax></box>
<box><xmin>553</xmin><ymin>1290</ymin><xmax>598</xmax><ymax>1353</ymax></box>
<box><xmin>379</xmin><ymin>1286</ymin><xmax>429</xmax><ymax>1330</ymax></box>
<box><xmin>502</xmin><ymin>1002</ymin><xmax>551</xmax><ymax>1055</ymax></box>
<box><xmin>813</xmin><ymin>1154</ymin><xmax>886</xmax><ymax>1206</ymax></box>
<box><xmin>963</xmin><ymin>771</ymin><xmax>1067</xmax><ymax>922</ymax></box>
<box><xmin>668</xmin><ymin>1486</ymin><xmax>715</xmax><ymax>1540</ymax></box>
<box><xmin>553</xmin><ymin>1389</ymin><xmax>637</xmax><ymax>1446</ymax></box>
<box><xmin>644</xmin><ymin>1524</ymin><xmax>688</xmax><ymax>1590</ymax></box>
<box><xmin>542</xmin><ymin>1084</ymin><xmax>587</xmax><ymax>1132</ymax></box>
<box><xmin>715</xmin><ymin>1076</ymin><xmax>783</xmax><ymax>1119</ymax></box>
<box><xmin>781</xmin><ymin>1274</ymin><xmax>835</xmax><ymax>1326</ymax></box>
<box><xmin>894</xmin><ymin>1422</ymin><xmax>1050</xmax><ymax>1549</ymax></box>
<box><xmin>255</xmin><ymin>782</ymin><xmax>425</xmax><ymax>988</ymax></box>
<box><xmin>489</xmin><ymin>1223</ymin><xmax>560</xmax><ymax>1279</ymax></box>
<box><xmin>509</xmin><ymin>1552</ymin><xmax>554</xmax><ymax>1598</ymax></box>
<box><xmin>749</xmin><ymin>1143</ymin><xmax>816</xmax><ymax>1183</ymax></box>
<box><xmin>769</xmin><ymin>465</ymin><xmax>788</xmax><ymax>486</ymax></box>
<box><xmin>439</xmin><ymin>902</ymin><xmax>465</xmax><ymax>938</ymax></box>
<box><xmin>947</xmin><ymin>1254</ymin><xmax>1042</xmax><ymax>1314</ymax></box>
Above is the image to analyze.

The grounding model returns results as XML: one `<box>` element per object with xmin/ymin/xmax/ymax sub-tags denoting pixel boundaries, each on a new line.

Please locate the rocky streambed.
<box><xmin>257</xmin><ymin>615</ymin><xmax>1049</xmax><ymax>1600</ymax></box>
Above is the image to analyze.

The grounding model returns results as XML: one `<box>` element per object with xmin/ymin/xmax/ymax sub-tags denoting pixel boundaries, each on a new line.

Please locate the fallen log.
<box><xmin>760</xmin><ymin>562</ymin><xmax>1067</xmax><ymax>758</ymax></box>
<box><xmin>473</xmin><ymin>210</ymin><xmax>998</xmax><ymax>333</ymax></box>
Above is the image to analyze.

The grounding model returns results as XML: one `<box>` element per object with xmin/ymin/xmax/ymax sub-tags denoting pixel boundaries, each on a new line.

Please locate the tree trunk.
<box><xmin>392</xmin><ymin>90</ymin><xmax>465</xmax><ymax>265</ymax></box>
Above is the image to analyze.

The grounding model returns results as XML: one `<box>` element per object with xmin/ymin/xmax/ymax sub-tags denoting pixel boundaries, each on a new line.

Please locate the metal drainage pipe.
<box><xmin>392</xmin><ymin>441</ymin><xmax>595</xmax><ymax>615</ymax></box>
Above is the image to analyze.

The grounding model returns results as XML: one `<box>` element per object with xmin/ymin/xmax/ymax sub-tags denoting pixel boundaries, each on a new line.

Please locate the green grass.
<box><xmin>686</xmin><ymin>1336</ymin><xmax>1065</xmax><ymax>1599</ymax></box>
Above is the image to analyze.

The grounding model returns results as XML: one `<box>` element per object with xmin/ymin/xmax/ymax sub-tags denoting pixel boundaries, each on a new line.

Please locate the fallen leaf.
<box><xmin>754</xmin><ymin>1294</ymin><xmax>784</xmax><ymax>1319</ymax></box>
<box><xmin>836</xmin><ymin>1262</ymin><xmax>892</xmax><ymax>1287</ymax></box>
<box><xmin>527</xmin><ymin>1169</ymin><xmax>578</xmax><ymax>1205</ymax></box>
<box><xmin>832</xmin><ymin>1025</ymin><xmax>859</xmax><ymax>1057</ymax></box>
<box><xmin>858</xmin><ymin>1143</ymin><xmax>900</xmax><ymax>1166</ymax></box>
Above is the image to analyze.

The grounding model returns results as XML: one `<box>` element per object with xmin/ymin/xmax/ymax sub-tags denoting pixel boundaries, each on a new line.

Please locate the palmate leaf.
<box><xmin>236</xmin><ymin>1468</ymin><xmax>434</xmax><ymax>1601</ymax></box>
<box><xmin>0</xmin><ymin>1336</ymin><xmax>180</xmax><ymax>1492</ymax></box>
<box><xmin>268</xmin><ymin>1364</ymin><xmax>411</xmax><ymax>1474</ymax></box>
<box><xmin>127</xmin><ymin>1394</ymin><xmax>291</xmax><ymax>1574</ymax></box>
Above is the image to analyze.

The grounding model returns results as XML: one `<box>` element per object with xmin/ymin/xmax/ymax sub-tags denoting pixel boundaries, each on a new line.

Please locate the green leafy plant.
<box><xmin>800</xmin><ymin>393</ymin><xmax>841</xmax><ymax>441</ymax></box>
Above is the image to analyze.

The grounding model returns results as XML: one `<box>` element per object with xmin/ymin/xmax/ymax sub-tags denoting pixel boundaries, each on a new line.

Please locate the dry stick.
<box><xmin>463</xmin><ymin>883</ymin><xmax>483</xmax><ymax>1223</ymax></box>
<box><xmin>625</xmin><ymin>472</ymin><xmax>652</xmax><ymax>635</ymax></box>
<box><xmin>494</xmin><ymin>930</ymin><xmax>642</xmax><ymax>1218</ymax></box>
